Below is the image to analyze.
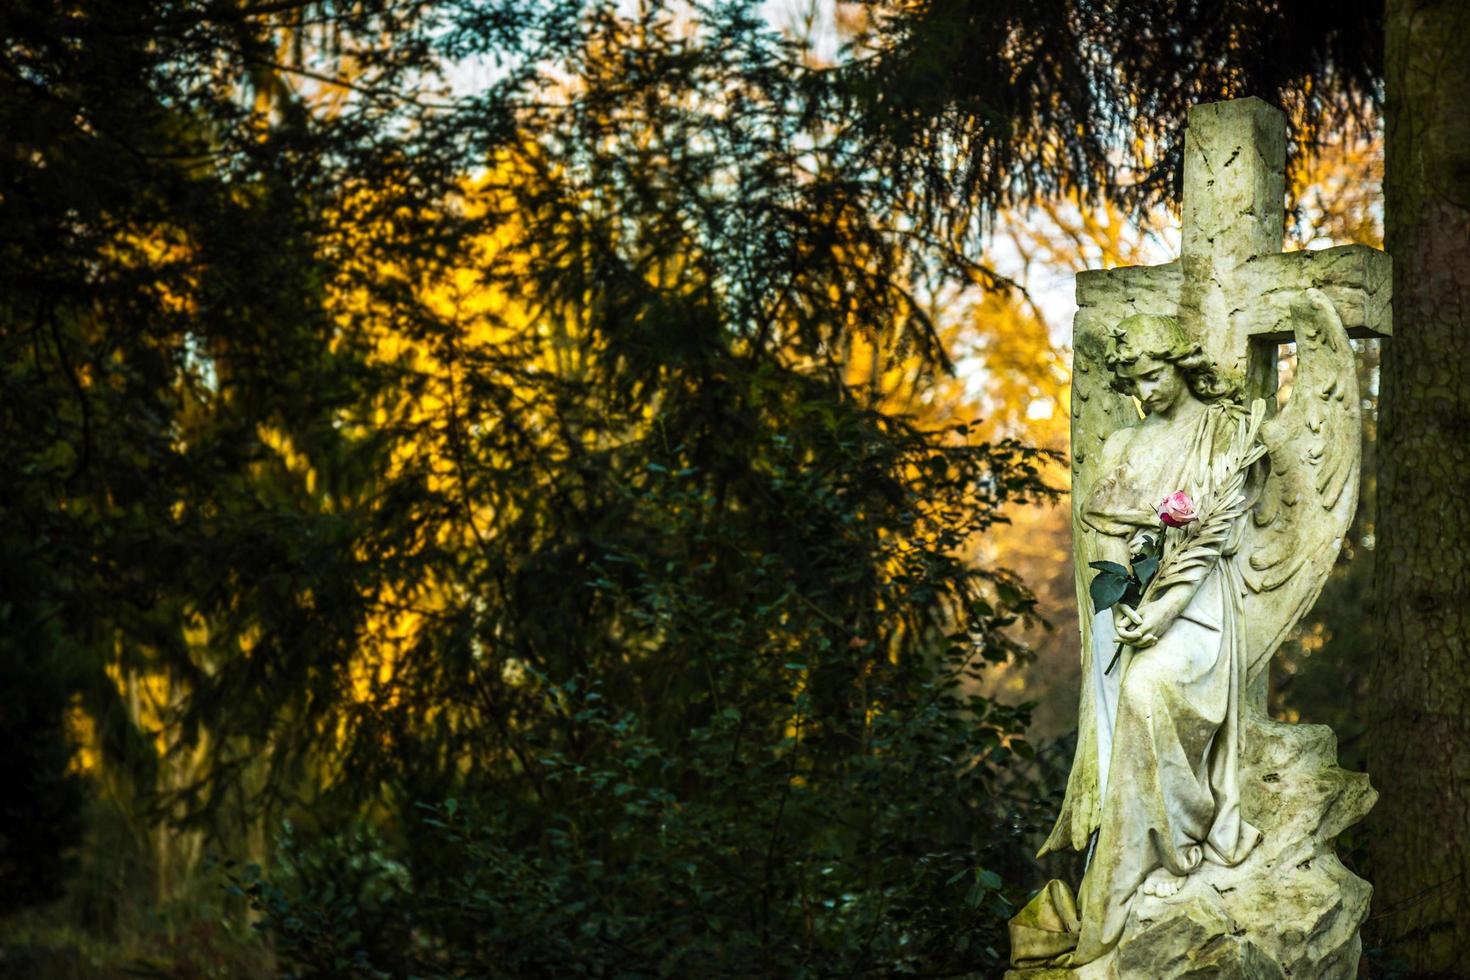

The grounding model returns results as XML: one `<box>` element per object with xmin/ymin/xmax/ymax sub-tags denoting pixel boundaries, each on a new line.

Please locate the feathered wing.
<box><xmin>1239</xmin><ymin>288</ymin><xmax>1363</xmax><ymax>683</ymax></box>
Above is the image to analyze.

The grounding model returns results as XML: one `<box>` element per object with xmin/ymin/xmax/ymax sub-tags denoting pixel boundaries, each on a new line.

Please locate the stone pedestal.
<box><xmin>1007</xmin><ymin>714</ymin><xmax>1375</xmax><ymax>980</ymax></box>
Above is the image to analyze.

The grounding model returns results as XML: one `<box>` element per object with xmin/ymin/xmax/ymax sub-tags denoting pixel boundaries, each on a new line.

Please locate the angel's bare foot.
<box><xmin>1142</xmin><ymin>867</ymin><xmax>1186</xmax><ymax>898</ymax></box>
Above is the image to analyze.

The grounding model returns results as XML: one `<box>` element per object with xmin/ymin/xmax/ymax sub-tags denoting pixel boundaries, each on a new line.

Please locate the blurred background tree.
<box><xmin>1</xmin><ymin>1</ymin><xmax>1059</xmax><ymax>976</ymax></box>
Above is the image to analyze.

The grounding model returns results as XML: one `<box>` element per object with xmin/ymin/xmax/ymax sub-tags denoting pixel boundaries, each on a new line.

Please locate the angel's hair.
<box><xmin>1104</xmin><ymin>314</ymin><xmax>1239</xmax><ymax>403</ymax></box>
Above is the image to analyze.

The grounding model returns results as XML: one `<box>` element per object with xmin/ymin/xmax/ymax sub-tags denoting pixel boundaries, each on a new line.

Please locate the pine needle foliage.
<box><xmin>5</xmin><ymin>0</ymin><xmax>1060</xmax><ymax>973</ymax></box>
<box><xmin>846</xmin><ymin>0</ymin><xmax>1382</xmax><ymax>234</ymax></box>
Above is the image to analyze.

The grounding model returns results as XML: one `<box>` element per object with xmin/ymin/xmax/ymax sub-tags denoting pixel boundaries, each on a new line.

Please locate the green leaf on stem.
<box><xmin>1087</xmin><ymin>560</ymin><xmax>1129</xmax><ymax>576</ymax></box>
<box><xmin>1089</xmin><ymin>571</ymin><xmax>1128</xmax><ymax>612</ymax></box>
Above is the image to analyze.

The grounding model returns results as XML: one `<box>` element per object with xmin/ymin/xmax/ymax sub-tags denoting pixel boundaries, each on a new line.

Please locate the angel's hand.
<box><xmin>1114</xmin><ymin>599</ymin><xmax>1176</xmax><ymax>650</ymax></box>
<box><xmin>1126</xmin><ymin>528</ymin><xmax>1160</xmax><ymax>558</ymax></box>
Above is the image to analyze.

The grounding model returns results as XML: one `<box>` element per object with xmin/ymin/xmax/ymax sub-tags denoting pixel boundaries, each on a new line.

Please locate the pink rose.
<box><xmin>1158</xmin><ymin>491</ymin><xmax>1198</xmax><ymax>528</ymax></box>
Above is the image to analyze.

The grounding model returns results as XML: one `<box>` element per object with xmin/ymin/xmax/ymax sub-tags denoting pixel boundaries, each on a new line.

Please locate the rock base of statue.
<box><xmin>1006</xmin><ymin>713</ymin><xmax>1376</xmax><ymax>980</ymax></box>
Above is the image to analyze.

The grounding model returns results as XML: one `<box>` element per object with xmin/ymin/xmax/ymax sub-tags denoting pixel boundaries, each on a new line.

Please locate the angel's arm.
<box><xmin>1080</xmin><ymin>427</ymin><xmax>1155</xmax><ymax>553</ymax></box>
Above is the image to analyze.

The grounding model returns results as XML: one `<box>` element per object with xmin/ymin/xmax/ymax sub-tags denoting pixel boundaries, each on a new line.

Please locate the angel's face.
<box><xmin>1124</xmin><ymin>354</ymin><xmax>1186</xmax><ymax>417</ymax></box>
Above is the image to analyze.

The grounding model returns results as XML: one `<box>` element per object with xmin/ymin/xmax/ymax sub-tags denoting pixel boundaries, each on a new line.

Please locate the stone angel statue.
<box><xmin>1007</xmin><ymin>289</ymin><xmax>1367</xmax><ymax>974</ymax></box>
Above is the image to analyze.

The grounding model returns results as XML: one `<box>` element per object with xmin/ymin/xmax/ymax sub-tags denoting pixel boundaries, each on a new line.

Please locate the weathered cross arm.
<box><xmin>1232</xmin><ymin>243</ymin><xmax>1393</xmax><ymax>343</ymax></box>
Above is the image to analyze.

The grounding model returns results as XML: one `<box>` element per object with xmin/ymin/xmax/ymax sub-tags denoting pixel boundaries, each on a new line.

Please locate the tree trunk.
<box><xmin>1368</xmin><ymin>0</ymin><xmax>1470</xmax><ymax>971</ymax></box>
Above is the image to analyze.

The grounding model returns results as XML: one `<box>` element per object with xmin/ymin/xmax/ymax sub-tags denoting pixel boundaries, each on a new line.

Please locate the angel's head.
<box><xmin>1105</xmin><ymin>314</ymin><xmax>1238</xmax><ymax>415</ymax></box>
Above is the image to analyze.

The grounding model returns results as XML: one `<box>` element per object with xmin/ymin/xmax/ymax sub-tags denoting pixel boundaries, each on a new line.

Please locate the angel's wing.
<box><xmin>1239</xmin><ymin>288</ymin><xmax>1362</xmax><ymax>683</ymax></box>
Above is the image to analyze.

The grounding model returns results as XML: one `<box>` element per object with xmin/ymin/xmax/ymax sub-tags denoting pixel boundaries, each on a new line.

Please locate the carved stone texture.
<box><xmin>1232</xmin><ymin>244</ymin><xmax>1392</xmax><ymax>344</ymax></box>
<box><xmin>1178</xmin><ymin>96</ymin><xmax>1287</xmax><ymax>383</ymax></box>
<box><xmin>1007</xmin><ymin>716</ymin><xmax>1376</xmax><ymax>980</ymax></box>
<box><xmin>1013</xmin><ymin>97</ymin><xmax>1388</xmax><ymax>979</ymax></box>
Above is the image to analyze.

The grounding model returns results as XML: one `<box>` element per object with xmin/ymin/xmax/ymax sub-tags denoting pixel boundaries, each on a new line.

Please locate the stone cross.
<box><xmin>1070</xmin><ymin>96</ymin><xmax>1392</xmax><ymax>473</ymax></box>
<box><xmin>1026</xmin><ymin>97</ymin><xmax>1389</xmax><ymax>978</ymax></box>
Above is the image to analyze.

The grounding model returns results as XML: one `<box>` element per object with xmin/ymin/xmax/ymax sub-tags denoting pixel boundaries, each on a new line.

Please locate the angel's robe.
<box><xmin>1010</xmin><ymin>398</ymin><xmax>1264</xmax><ymax>969</ymax></box>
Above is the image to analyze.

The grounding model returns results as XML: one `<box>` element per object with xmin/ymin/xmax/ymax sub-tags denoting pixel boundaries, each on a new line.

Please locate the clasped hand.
<box><xmin>1114</xmin><ymin>595</ymin><xmax>1183</xmax><ymax>650</ymax></box>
